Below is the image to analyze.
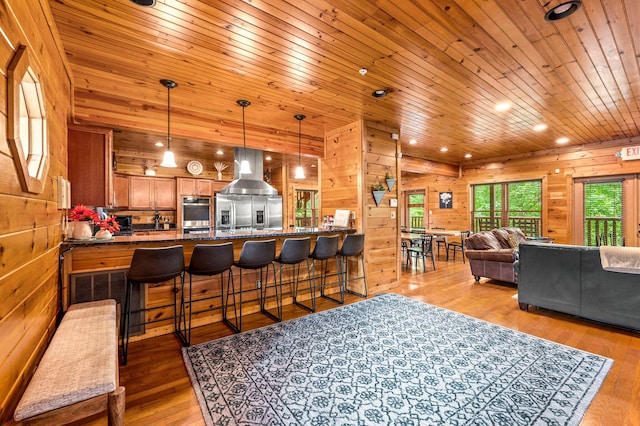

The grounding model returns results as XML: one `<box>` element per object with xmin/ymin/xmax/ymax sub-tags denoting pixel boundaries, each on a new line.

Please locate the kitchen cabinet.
<box><xmin>129</xmin><ymin>177</ymin><xmax>176</xmax><ymax>210</ymax></box>
<box><xmin>178</xmin><ymin>178</ymin><xmax>213</xmax><ymax>197</ymax></box>
<box><xmin>68</xmin><ymin>125</ymin><xmax>114</xmax><ymax>207</ymax></box>
<box><xmin>113</xmin><ymin>174</ymin><xmax>129</xmax><ymax>209</ymax></box>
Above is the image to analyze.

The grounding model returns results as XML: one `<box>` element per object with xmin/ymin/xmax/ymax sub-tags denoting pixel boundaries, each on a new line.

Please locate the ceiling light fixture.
<box><xmin>216</xmin><ymin>150</ymin><xmax>224</xmax><ymax>155</ymax></box>
<box><xmin>236</xmin><ymin>100</ymin><xmax>252</xmax><ymax>175</ymax></box>
<box><xmin>556</xmin><ymin>137</ymin><xmax>570</xmax><ymax>144</ymax></box>
<box><xmin>464</xmin><ymin>153</ymin><xmax>472</xmax><ymax>159</ymax></box>
<box><xmin>359</xmin><ymin>68</ymin><xmax>367</xmax><ymax>76</ymax></box>
<box><xmin>409</xmin><ymin>139</ymin><xmax>417</xmax><ymax>145</ymax></box>
<box><xmin>372</xmin><ymin>89</ymin><xmax>388</xmax><ymax>98</ymax></box>
<box><xmin>294</xmin><ymin>114</ymin><xmax>306</xmax><ymax>179</ymax></box>
<box><xmin>440</xmin><ymin>147</ymin><xmax>448</xmax><ymax>152</ymax></box>
<box><xmin>495</xmin><ymin>102</ymin><xmax>512</xmax><ymax>112</ymax></box>
<box><xmin>159</xmin><ymin>79</ymin><xmax>178</xmax><ymax>168</ymax></box>
<box><xmin>533</xmin><ymin>124</ymin><xmax>548</xmax><ymax>132</ymax></box>
<box><xmin>544</xmin><ymin>1</ymin><xmax>582</xmax><ymax>21</ymax></box>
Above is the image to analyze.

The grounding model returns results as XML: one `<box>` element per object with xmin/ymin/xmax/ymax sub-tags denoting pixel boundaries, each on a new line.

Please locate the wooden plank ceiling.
<box><xmin>49</xmin><ymin>0</ymin><xmax>640</xmax><ymax>170</ymax></box>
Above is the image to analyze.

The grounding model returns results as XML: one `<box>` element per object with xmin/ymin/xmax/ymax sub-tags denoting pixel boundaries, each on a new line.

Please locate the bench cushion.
<box><xmin>14</xmin><ymin>300</ymin><xmax>117</xmax><ymax>421</ymax></box>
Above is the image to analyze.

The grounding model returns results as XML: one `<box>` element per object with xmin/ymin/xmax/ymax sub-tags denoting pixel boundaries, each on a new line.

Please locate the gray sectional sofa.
<box><xmin>517</xmin><ymin>242</ymin><xmax>640</xmax><ymax>331</ymax></box>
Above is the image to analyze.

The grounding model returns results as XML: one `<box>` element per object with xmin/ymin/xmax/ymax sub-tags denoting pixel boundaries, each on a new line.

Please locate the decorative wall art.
<box><xmin>439</xmin><ymin>191</ymin><xmax>452</xmax><ymax>209</ymax></box>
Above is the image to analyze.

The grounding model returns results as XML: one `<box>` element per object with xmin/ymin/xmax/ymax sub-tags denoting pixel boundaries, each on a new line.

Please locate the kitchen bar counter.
<box><xmin>62</xmin><ymin>227</ymin><xmax>351</xmax><ymax>247</ymax></box>
<box><xmin>60</xmin><ymin>227</ymin><xmax>356</xmax><ymax>341</ymax></box>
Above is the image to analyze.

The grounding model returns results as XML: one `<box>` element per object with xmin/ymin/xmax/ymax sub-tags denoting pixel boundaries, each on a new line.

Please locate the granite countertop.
<box><xmin>62</xmin><ymin>227</ymin><xmax>355</xmax><ymax>247</ymax></box>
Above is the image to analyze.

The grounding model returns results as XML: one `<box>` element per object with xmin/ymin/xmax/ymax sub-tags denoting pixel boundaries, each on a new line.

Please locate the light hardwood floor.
<box><xmin>77</xmin><ymin>257</ymin><xmax>640</xmax><ymax>425</ymax></box>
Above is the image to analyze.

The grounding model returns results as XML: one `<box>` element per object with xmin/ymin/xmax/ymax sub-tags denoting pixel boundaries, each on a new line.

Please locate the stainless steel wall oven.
<box><xmin>182</xmin><ymin>196</ymin><xmax>211</xmax><ymax>232</ymax></box>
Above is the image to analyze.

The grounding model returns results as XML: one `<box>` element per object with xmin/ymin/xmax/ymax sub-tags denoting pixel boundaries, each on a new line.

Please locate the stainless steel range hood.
<box><xmin>218</xmin><ymin>147</ymin><xmax>278</xmax><ymax>195</ymax></box>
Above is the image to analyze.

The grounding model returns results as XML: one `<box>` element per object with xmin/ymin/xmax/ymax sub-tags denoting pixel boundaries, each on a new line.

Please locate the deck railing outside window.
<box><xmin>585</xmin><ymin>217</ymin><xmax>623</xmax><ymax>246</ymax></box>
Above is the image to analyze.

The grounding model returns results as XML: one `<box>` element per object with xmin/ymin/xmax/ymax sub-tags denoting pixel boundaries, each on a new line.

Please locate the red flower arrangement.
<box><xmin>98</xmin><ymin>215</ymin><xmax>120</xmax><ymax>233</ymax></box>
<box><xmin>69</xmin><ymin>205</ymin><xmax>99</xmax><ymax>222</ymax></box>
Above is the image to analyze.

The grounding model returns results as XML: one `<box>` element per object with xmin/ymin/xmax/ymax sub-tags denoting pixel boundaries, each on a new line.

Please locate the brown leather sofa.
<box><xmin>464</xmin><ymin>227</ymin><xmax>526</xmax><ymax>284</ymax></box>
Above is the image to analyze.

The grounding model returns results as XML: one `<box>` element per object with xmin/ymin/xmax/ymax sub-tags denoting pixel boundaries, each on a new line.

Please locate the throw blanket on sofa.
<box><xmin>600</xmin><ymin>246</ymin><xmax>640</xmax><ymax>274</ymax></box>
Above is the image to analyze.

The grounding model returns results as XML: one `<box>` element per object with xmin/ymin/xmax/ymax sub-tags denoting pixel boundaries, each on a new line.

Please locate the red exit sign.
<box><xmin>620</xmin><ymin>145</ymin><xmax>640</xmax><ymax>160</ymax></box>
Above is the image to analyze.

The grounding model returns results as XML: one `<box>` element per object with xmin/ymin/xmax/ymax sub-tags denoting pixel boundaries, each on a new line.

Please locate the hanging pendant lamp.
<box><xmin>160</xmin><ymin>79</ymin><xmax>178</xmax><ymax>167</ymax></box>
<box><xmin>294</xmin><ymin>114</ymin><xmax>306</xmax><ymax>179</ymax></box>
<box><xmin>237</xmin><ymin>100</ymin><xmax>252</xmax><ymax>175</ymax></box>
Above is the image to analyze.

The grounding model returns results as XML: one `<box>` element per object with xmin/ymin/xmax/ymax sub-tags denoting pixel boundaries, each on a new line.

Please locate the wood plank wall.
<box><xmin>0</xmin><ymin>1</ymin><xmax>71</xmax><ymax>422</ymax></box>
<box><xmin>403</xmin><ymin>136</ymin><xmax>640</xmax><ymax>244</ymax></box>
<box><xmin>322</xmin><ymin>120</ymin><xmax>400</xmax><ymax>296</ymax></box>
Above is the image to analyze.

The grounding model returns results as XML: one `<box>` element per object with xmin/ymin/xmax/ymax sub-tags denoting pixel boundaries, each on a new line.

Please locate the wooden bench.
<box><xmin>13</xmin><ymin>300</ymin><xmax>125</xmax><ymax>426</ymax></box>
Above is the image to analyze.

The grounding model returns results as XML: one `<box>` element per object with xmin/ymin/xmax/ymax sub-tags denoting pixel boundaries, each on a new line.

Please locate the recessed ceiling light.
<box><xmin>311</xmin><ymin>164</ymin><xmax>317</xmax><ymax>168</ymax></box>
<box><xmin>556</xmin><ymin>137</ymin><xmax>569</xmax><ymax>144</ymax></box>
<box><xmin>372</xmin><ymin>89</ymin><xmax>388</xmax><ymax>98</ymax></box>
<box><xmin>533</xmin><ymin>124</ymin><xmax>548</xmax><ymax>132</ymax></box>
<box><xmin>409</xmin><ymin>139</ymin><xmax>417</xmax><ymax>145</ymax></box>
<box><xmin>440</xmin><ymin>147</ymin><xmax>448</xmax><ymax>152</ymax></box>
<box><xmin>359</xmin><ymin>68</ymin><xmax>367</xmax><ymax>76</ymax></box>
<box><xmin>155</xmin><ymin>142</ymin><xmax>163</xmax><ymax>147</ymax></box>
<box><xmin>130</xmin><ymin>0</ymin><xmax>156</xmax><ymax>6</ymax></box>
<box><xmin>216</xmin><ymin>150</ymin><xmax>224</xmax><ymax>155</ymax></box>
<box><xmin>265</xmin><ymin>155</ymin><xmax>272</xmax><ymax>161</ymax></box>
<box><xmin>495</xmin><ymin>102</ymin><xmax>511</xmax><ymax>112</ymax></box>
<box><xmin>544</xmin><ymin>1</ymin><xmax>581</xmax><ymax>21</ymax></box>
<box><xmin>464</xmin><ymin>153</ymin><xmax>472</xmax><ymax>158</ymax></box>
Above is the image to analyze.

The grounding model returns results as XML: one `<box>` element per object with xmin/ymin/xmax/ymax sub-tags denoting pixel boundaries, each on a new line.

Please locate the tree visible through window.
<box><xmin>472</xmin><ymin>180</ymin><xmax>542</xmax><ymax>236</ymax></box>
<box><xmin>407</xmin><ymin>192</ymin><xmax>424</xmax><ymax>229</ymax></box>
<box><xmin>584</xmin><ymin>181</ymin><xmax>622</xmax><ymax>246</ymax></box>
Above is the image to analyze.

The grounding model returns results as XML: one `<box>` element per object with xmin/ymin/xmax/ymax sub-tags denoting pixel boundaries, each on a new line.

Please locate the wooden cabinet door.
<box><xmin>178</xmin><ymin>178</ymin><xmax>196</xmax><ymax>196</ymax></box>
<box><xmin>197</xmin><ymin>179</ymin><xmax>213</xmax><ymax>197</ymax></box>
<box><xmin>154</xmin><ymin>178</ymin><xmax>176</xmax><ymax>209</ymax></box>
<box><xmin>113</xmin><ymin>174</ymin><xmax>129</xmax><ymax>209</ymax></box>
<box><xmin>68</xmin><ymin>125</ymin><xmax>113</xmax><ymax>207</ymax></box>
<box><xmin>129</xmin><ymin>177</ymin><xmax>153</xmax><ymax>209</ymax></box>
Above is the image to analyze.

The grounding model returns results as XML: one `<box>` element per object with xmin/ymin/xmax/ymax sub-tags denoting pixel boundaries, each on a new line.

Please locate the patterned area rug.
<box><xmin>183</xmin><ymin>293</ymin><xmax>612</xmax><ymax>425</ymax></box>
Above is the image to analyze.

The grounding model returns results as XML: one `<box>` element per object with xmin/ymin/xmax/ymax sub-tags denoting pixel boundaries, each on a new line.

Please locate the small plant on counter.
<box><xmin>98</xmin><ymin>216</ymin><xmax>121</xmax><ymax>233</ymax></box>
<box><xmin>69</xmin><ymin>204</ymin><xmax>99</xmax><ymax>222</ymax></box>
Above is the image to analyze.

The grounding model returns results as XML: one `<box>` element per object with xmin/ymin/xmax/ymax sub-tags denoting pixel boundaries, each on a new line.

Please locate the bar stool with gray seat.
<box><xmin>121</xmin><ymin>245</ymin><xmax>184</xmax><ymax>365</ymax></box>
<box><xmin>339</xmin><ymin>233</ymin><xmax>367</xmax><ymax>298</ymax></box>
<box><xmin>233</xmin><ymin>239</ymin><xmax>277</xmax><ymax>331</ymax></box>
<box><xmin>184</xmin><ymin>243</ymin><xmax>236</xmax><ymax>336</ymax></box>
<box><xmin>276</xmin><ymin>237</ymin><xmax>313</xmax><ymax>312</ymax></box>
<box><xmin>309</xmin><ymin>234</ymin><xmax>343</xmax><ymax>304</ymax></box>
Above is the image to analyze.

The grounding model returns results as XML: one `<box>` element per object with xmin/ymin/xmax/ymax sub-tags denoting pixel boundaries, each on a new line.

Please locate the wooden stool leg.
<box><xmin>108</xmin><ymin>386</ymin><xmax>126</xmax><ymax>426</ymax></box>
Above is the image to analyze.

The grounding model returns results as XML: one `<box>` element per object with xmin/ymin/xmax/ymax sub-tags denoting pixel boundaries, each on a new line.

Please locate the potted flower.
<box><xmin>95</xmin><ymin>215</ymin><xmax>120</xmax><ymax>240</ymax></box>
<box><xmin>68</xmin><ymin>205</ymin><xmax>99</xmax><ymax>240</ymax></box>
<box><xmin>372</xmin><ymin>179</ymin><xmax>386</xmax><ymax>206</ymax></box>
<box><xmin>385</xmin><ymin>170</ymin><xmax>396</xmax><ymax>192</ymax></box>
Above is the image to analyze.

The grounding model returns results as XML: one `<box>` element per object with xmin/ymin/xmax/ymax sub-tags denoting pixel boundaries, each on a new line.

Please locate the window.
<box><xmin>406</xmin><ymin>191</ymin><xmax>425</xmax><ymax>229</ymax></box>
<box><xmin>294</xmin><ymin>189</ymin><xmax>318</xmax><ymax>228</ymax></box>
<box><xmin>7</xmin><ymin>45</ymin><xmax>48</xmax><ymax>194</ymax></box>
<box><xmin>472</xmin><ymin>180</ymin><xmax>542</xmax><ymax>236</ymax></box>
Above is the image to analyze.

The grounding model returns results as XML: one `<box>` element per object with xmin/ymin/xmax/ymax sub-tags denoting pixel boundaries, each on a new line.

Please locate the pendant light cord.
<box><xmin>167</xmin><ymin>84</ymin><xmax>171</xmax><ymax>150</ymax></box>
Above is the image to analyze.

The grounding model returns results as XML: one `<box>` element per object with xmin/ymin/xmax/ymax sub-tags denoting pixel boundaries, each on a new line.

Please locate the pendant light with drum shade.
<box><xmin>237</xmin><ymin>100</ymin><xmax>252</xmax><ymax>175</ymax></box>
<box><xmin>294</xmin><ymin>114</ymin><xmax>306</xmax><ymax>179</ymax></box>
<box><xmin>160</xmin><ymin>79</ymin><xmax>178</xmax><ymax>167</ymax></box>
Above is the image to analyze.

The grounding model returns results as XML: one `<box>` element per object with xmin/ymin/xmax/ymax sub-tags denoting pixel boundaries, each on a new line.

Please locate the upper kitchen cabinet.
<box><xmin>113</xmin><ymin>174</ymin><xmax>129</xmax><ymax>209</ymax></box>
<box><xmin>68</xmin><ymin>124</ymin><xmax>114</xmax><ymax>207</ymax></box>
<box><xmin>178</xmin><ymin>178</ymin><xmax>213</xmax><ymax>197</ymax></box>
<box><xmin>130</xmin><ymin>176</ymin><xmax>176</xmax><ymax>210</ymax></box>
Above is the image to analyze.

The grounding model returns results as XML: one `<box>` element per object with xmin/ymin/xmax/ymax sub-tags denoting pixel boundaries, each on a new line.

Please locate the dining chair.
<box><xmin>406</xmin><ymin>234</ymin><xmax>435</xmax><ymax>272</ymax></box>
<box><xmin>447</xmin><ymin>231</ymin><xmax>471</xmax><ymax>263</ymax></box>
<box><xmin>432</xmin><ymin>227</ymin><xmax>448</xmax><ymax>259</ymax></box>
